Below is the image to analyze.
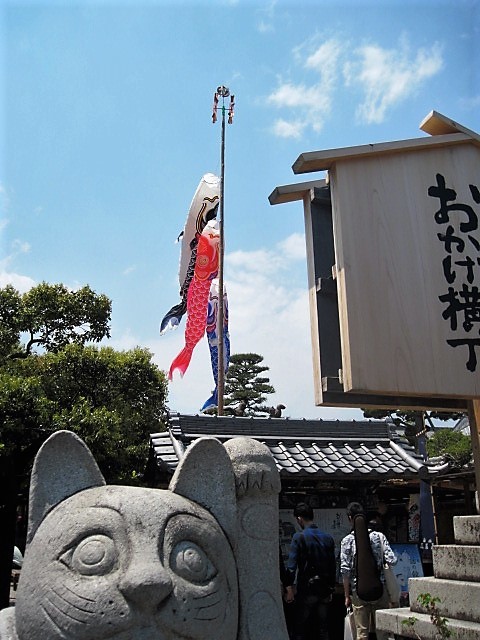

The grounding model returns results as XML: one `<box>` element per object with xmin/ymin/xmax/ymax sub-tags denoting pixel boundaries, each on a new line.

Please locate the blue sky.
<box><xmin>1</xmin><ymin>0</ymin><xmax>479</xmax><ymax>419</ymax></box>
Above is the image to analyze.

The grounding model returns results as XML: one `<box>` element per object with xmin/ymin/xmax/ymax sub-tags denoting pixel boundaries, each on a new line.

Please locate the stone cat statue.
<box><xmin>0</xmin><ymin>431</ymin><xmax>288</xmax><ymax>640</ymax></box>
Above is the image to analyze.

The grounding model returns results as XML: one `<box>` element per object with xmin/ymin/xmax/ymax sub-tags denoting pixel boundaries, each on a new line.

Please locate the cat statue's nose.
<box><xmin>119</xmin><ymin>558</ymin><xmax>173</xmax><ymax>611</ymax></box>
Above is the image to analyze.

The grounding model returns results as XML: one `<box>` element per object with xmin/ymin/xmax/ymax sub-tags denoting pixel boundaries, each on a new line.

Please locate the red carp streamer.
<box><xmin>169</xmin><ymin>222</ymin><xmax>219</xmax><ymax>380</ymax></box>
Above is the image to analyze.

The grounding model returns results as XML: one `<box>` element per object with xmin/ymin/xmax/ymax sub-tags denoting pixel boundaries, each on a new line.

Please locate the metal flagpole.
<box><xmin>212</xmin><ymin>86</ymin><xmax>234</xmax><ymax>416</ymax></box>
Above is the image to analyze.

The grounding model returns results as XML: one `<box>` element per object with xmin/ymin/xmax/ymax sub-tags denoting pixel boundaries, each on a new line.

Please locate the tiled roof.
<box><xmin>150</xmin><ymin>414</ymin><xmax>449</xmax><ymax>480</ymax></box>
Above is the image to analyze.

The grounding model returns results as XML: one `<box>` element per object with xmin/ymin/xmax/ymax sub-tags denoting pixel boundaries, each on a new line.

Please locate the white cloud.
<box><xmin>227</xmin><ymin>247</ymin><xmax>282</xmax><ymax>276</ymax></box>
<box><xmin>271</xmin><ymin>118</ymin><xmax>305</xmax><ymax>139</ymax></box>
<box><xmin>256</xmin><ymin>0</ymin><xmax>277</xmax><ymax>33</ymax></box>
<box><xmin>268</xmin><ymin>36</ymin><xmax>444</xmax><ymax>135</ymax></box>
<box><xmin>123</xmin><ymin>265</ymin><xmax>137</xmax><ymax>276</ymax></box>
<box><xmin>226</xmin><ymin>233</ymin><xmax>306</xmax><ymax>279</ymax></box>
<box><xmin>459</xmin><ymin>95</ymin><xmax>480</xmax><ymax>110</ymax></box>
<box><xmin>106</xmin><ymin>327</ymin><xmax>142</xmax><ymax>351</ymax></box>
<box><xmin>12</xmin><ymin>239</ymin><xmax>31</xmax><ymax>255</ymax></box>
<box><xmin>278</xmin><ymin>232</ymin><xmax>306</xmax><ymax>261</ymax></box>
<box><xmin>305</xmin><ymin>38</ymin><xmax>342</xmax><ymax>84</ymax></box>
<box><xmin>257</xmin><ymin>20</ymin><xmax>273</xmax><ymax>34</ymax></box>
<box><xmin>0</xmin><ymin>234</ymin><xmax>35</xmax><ymax>293</ymax></box>
<box><xmin>269</xmin><ymin>83</ymin><xmax>326</xmax><ymax>110</ymax></box>
<box><xmin>1</xmin><ymin>239</ymin><xmax>32</xmax><ymax>273</ymax></box>
<box><xmin>0</xmin><ymin>271</ymin><xmax>36</xmax><ymax>293</ymax></box>
<box><xmin>0</xmin><ymin>192</ymin><xmax>34</xmax><ymax>291</ymax></box>
<box><xmin>267</xmin><ymin>38</ymin><xmax>341</xmax><ymax>137</ymax></box>
<box><xmin>146</xmin><ymin>233</ymin><xmax>363</xmax><ymax>420</ymax></box>
<box><xmin>0</xmin><ymin>184</ymin><xmax>10</xmax><ymax>214</ymax></box>
<box><xmin>344</xmin><ymin>41</ymin><xmax>443</xmax><ymax>124</ymax></box>
<box><xmin>267</xmin><ymin>80</ymin><xmax>330</xmax><ymax>129</ymax></box>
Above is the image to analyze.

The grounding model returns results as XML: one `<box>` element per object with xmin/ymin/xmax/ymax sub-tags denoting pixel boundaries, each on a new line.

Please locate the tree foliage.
<box><xmin>361</xmin><ymin>409</ymin><xmax>466</xmax><ymax>448</ymax></box>
<box><xmin>0</xmin><ymin>282</ymin><xmax>168</xmax><ymax>483</ymax></box>
<box><xmin>426</xmin><ymin>429</ymin><xmax>472</xmax><ymax>467</ymax></box>
<box><xmin>1</xmin><ymin>344</ymin><xmax>167</xmax><ymax>482</ymax></box>
<box><xmin>224</xmin><ymin>353</ymin><xmax>275</xmax><ymax>416</ymax></box>
<box><xmin>0</xmin><ymin>282</ymin><xmax>168</xmax><ymax>608</ymax></box>
<box><xmin>362</xmin><ymin>409</ymin><xmax>465</xmax><ymax>427</ymax></box>
<box><xmin>0</xmin><ymin>282</ymin><xmax>111</xmax><ymax>359</ymax></box>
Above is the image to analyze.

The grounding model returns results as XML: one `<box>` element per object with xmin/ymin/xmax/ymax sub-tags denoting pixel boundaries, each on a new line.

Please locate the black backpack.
<box><xmin>353</xmin><ymin>514</ymin><xmax>383</xmax><ymax>602</ymax></box>
<box><xmin>299</xmin><ymin>533</ymin><xmax>334</xmax><ymax>600</ymax></box>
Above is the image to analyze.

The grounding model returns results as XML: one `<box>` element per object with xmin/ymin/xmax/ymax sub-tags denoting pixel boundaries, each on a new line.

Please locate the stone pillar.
<box><xmin>224</xmin><ymin>438</ymin><xmax>289</xmax><ymax>640</ymax></box>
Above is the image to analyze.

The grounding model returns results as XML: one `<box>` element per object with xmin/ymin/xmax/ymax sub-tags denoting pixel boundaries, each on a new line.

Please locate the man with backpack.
<box><xmin>285</xmin><ymin>502</ymin><xmax>336</xmax><ymax>640</ymax></box>
<box><xmin>340</xmin><ymin>502</ymin><xmax>397</xmax><ymax>640</ymax></box>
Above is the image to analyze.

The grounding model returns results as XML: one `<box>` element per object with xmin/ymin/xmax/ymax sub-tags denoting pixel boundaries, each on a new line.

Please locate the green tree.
<box><xmin>42</xmin><ymin>344</ymin><xmax>167</xmax><ymax>482</ymax></box>
<box><xmin>0</xmin><ymin>369</ymin><xmax>56</xmax><ymax>608</ymax></box>
<box><xmin>224</xmin><ymin>353</ymin><xmax>275</xmax><ymax>416</ymax></box>
<box><xmin>0</xmin><ymin>283</ymin><xmax>168</xmax><ymax>608</ymax></box>
<box><xmin>426</xmin><ymin>429</ymin><xmax>472</xmax><ymax>467</ymax></box>
<box><xmin>0</xmin><ymin>282</ymin><xmax>111</xmax><ymax>359</ymax></box>
<box><xmin>361</xmin><ymin>409</ymin><xmax>465</xmax><ymax>449</ymax></box>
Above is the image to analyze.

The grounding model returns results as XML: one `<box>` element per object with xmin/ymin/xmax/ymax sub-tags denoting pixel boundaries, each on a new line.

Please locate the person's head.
<box><xmin>293</xmin><ymin>502</ymin><xmax>314</xmax><ymax>529</ymax></box>
<box><xmin>346</xmin><ymin>501</ymin><xmax>365</xmax><ymax>521</ymax></box>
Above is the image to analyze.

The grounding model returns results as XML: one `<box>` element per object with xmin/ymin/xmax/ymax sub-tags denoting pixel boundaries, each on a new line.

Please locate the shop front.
<box><xmin>149</xmin><ymin>414</ymin><xmax>478</xmax><ymax>639</ymax></box>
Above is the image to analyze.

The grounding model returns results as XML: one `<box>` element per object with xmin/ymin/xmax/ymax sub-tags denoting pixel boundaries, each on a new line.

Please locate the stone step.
<box><xmin>433</xmin><ymin>544</ymin><xmax>480</xmax><ymax>581</ymax></box>
<box><xmin>409</xmin><ymin>576</ymin><xmax>480</xmax><ymax>623</ymax></box>
<box><xmin>376</xmin><ymin>607</ymin><xmax>480</xmax><ymax>640</ymax></box>
<box><xmin>454</xmin><ymin>515</ymin><xmax>480</xmax><ymax>545</ymax></box>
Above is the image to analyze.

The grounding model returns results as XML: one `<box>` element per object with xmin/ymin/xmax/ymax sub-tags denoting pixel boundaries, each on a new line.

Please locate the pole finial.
<box><xmin>212</xmin><ymin>86</ymin><xmax>235</xmax><ymax>125</ymax></box>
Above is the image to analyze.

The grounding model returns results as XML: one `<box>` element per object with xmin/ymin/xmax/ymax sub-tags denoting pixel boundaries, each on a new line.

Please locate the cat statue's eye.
<box><xmin>170</xmin><ymin>541</ymin><xmax>217</xmax><ymax>584</ymax></box>
<box><xmin>60</xmin><ymin>534</ymin><xmax>118</xmax><ymax>576</ymax></box>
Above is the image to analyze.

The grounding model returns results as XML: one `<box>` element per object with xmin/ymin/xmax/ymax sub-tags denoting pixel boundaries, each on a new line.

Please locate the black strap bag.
<box><xmin>353</xmin><ymin>514</ymin><xmax>383</xmax><ymax>602</ymax></box>
<box><xmin>306</xmin><ymin>575</ymin><xmax>334</xmax><ymax>600</ymax></box>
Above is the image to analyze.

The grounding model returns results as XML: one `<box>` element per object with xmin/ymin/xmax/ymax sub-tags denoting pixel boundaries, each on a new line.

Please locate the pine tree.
<box><xmin>224</xmin><ymin>353</ymin><xmax>275</xmax><ymax>416</ymax></box>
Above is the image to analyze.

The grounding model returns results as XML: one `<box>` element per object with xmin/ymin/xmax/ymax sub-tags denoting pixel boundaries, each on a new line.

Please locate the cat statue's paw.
<box><xmin>0</xmin><ymin>607</ymin><xmax>18</xmax><ymax>640</ymax></box>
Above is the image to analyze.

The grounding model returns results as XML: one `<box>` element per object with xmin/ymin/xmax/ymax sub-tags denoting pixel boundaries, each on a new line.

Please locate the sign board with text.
<box><xmin>329</xmin><ymin>143</ymin><xmax>480</xmax><ymax>398</ymax></box>
<box><xmin>281</xmin><ymin>112</ymin><xmax>480</xmax><ymax>404</ymax></box>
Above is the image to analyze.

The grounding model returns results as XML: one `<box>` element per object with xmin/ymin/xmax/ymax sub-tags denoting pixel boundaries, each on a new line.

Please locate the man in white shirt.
<box><xmin>340</xmin><ymin>502</ymin><xmax>397</xmax><ymax>640</ymax></box>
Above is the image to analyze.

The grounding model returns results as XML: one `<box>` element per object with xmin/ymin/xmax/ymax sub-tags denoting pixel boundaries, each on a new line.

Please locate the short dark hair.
<box><xmin>346</xmin><ymin>502</ymin><xmax>365</xmax><ymax>519</ymax></box>
<box><xmin>294</xmin><ymin>502</ymin><xmax>314</xmax><ymax>520</ymax></box>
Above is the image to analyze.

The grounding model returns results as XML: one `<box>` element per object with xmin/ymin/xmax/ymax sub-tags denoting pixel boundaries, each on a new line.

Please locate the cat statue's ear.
<box><xmin>27</xmin><ymin>430</ymin><xmax>106</xmax><ymax>544</ymax></box>
<box><xmin>169</xmin><ymin>437</ymin><xmax>237</xmax><ymax>545</ymax></box>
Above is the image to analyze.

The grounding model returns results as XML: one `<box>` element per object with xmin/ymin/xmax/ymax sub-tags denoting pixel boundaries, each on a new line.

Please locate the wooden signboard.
<box><xmin>269</xmin><ymin>180</ymin><xmax>468</xmax><ymax>411</ymax></box>
<box><xmin>278</xmin><ymin>112</ymin><xmax>480</xmax><ymax>404</ymax></box>
<box><xmin>328</xmin><ymin>143</ymin><xmax>479</xmax><ymax>399</ymax></box>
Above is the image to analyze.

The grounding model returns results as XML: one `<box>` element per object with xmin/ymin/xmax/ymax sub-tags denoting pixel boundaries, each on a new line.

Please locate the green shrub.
<box><xmin>427</xmin><ymin>429</ymin><xmax>472</xmax><ymax>467</ymax></box>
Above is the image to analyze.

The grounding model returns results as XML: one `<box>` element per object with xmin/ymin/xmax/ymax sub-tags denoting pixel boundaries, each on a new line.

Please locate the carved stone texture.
<box><xmin>0</xmin><ymin>430</ymin><xmax>288</xmax><ymax>640</ymax></box>
<box><xmin>224</xmin><ymin>437</ymin><xmax>288</xmax><ymax>640</ymax></box>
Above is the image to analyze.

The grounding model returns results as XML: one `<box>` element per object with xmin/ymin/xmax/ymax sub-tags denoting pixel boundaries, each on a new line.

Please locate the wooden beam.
<box><xmin>268</xmin><ymin>179</ymin><xmax>326</xmax><ymax>205</ymax></box>
<box><xmin>419</xmin><ymin>110</ymin><xmax>480</xmax><ymax>143</ymax></box>
<box><xmin>292</xmin><ymin>132</ymin><xmax>474</xmax><ymax>174</ymax></box>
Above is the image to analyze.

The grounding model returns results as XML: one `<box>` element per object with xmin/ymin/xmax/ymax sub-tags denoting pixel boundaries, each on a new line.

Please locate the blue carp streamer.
<box><xmin>201</xmin><ymin>280</ymin><xmax>230</xmax><ymax>412</ymax></box>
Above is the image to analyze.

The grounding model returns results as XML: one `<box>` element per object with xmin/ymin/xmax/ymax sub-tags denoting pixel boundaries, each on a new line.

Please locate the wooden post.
<box><xmin>211</xmin><ymin>85</ymin><xmax>234</xmax><ymax>416</ymax></box>
<box><xmin>468</xmin><ymin>399</ymin><xmax>480</xmax><ymax>514</ymax></box>
<box><xmin>217</xmin><ymin>101</ymin><xmax>226</xmax><ymax>416</ymax></box>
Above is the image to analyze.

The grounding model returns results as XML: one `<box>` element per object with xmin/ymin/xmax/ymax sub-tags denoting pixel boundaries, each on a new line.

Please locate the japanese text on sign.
<box><xmin>428</xmin><ymin>173</ymin><xmax>480</xmax><ymax>372</ymax></box>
